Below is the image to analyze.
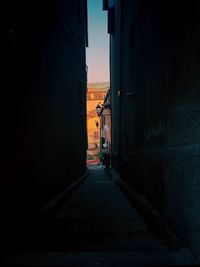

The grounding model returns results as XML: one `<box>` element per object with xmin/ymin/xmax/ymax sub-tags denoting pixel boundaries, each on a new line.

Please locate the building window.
<box><xmin>94</xmin><ymin>131</ymin><xmax>99</xmax><ymax>139</ymax></box>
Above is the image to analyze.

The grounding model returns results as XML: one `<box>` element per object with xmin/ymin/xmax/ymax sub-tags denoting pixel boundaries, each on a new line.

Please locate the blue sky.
<box><xmin>86</xmin><ymin>0</ymin><xmax>109</xmax><ymax>83</ymax></box>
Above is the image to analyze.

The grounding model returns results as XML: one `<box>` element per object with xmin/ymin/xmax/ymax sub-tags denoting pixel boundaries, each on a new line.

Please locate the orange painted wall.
<box><xmin>87</xmin><ymin>88</ymin><xmax>108</xmax><ymax>149</ymax></box>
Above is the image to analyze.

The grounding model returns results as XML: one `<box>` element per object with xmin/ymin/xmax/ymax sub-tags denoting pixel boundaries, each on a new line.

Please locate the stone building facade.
<box><xmin>104</xmin><ymin>0</ymin><xmax>200</xmax><ymax>261</ymax></box>
<box><xmin>2</xmin><ymin>0</ymin><xmax>88</xmax><ymax>242</ymax></box>
<box><xmin>87</xmin><ymin>86</ymin><xmax>108</xmax><ymax>155</ymax></box>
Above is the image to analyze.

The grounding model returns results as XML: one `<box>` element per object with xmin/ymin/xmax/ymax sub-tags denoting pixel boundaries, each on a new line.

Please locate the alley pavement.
<box><xmin>16</xmin><ymin>166</ymin><xmax>195</xmax><ymax>266</ymax></box>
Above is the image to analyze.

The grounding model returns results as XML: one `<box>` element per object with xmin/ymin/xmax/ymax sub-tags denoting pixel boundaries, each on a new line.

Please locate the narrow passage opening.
<box><xmin>86</xmin><ymin>0</ymin><xmax>111</xmax><ymax>168</ymax></box>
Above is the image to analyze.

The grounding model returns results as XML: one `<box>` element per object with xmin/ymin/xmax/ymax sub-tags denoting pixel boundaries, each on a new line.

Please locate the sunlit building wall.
<box><xmin>87</xmin><ymin>87</ymin><xmax>108</xmax><ymax>154</ymax></box>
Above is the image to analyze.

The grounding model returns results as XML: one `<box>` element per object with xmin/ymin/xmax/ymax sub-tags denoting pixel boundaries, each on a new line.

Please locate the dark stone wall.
<box><xmin>2</xmin><ymin>0</ymin><xmax>87</xmax><ymax>236</ymax></box>
<box><xmin>110</xmin><ymin>0</ymin><xmax>200</xmax><ymax>260</ymax></box>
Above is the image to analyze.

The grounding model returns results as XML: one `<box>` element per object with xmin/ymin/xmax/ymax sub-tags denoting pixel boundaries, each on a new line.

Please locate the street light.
<box><xmin>96</xmin><ymin>104</ymin><xmax>102</xmax><ymax>116</ymax></box>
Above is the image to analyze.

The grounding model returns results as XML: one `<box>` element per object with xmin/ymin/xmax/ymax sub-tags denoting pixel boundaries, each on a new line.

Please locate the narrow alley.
<box><xmin>16</xmin><ymin>166</ymin><xmax>194</xmax><ymax>266</ymax></box>
<box><xmin>3</xmin><ymin>1</ymin><xmax>200</xmax><ymax>266</ymax></box>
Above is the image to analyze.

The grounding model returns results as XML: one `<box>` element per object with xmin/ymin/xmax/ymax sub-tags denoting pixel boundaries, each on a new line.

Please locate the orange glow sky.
<box><xmin>86</xmin><ymin>0</ymin><xmax>109</xmax><ymax>83</ymax></box>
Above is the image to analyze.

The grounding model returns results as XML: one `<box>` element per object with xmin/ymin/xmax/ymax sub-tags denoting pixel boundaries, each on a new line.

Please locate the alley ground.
<box><xmin>15</xmin><ymin>166</ymin><xmax>195</xmax><ymax>266</ymax></box>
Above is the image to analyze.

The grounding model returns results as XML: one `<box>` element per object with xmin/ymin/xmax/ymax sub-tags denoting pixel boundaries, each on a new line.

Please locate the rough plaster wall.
<box><xmin>115</xmin><ymin>0</ymin><xmax>200</xmax><ymax>260</ymax></box>
<box><xmin>119</xmin><ymin>0</ymin><xmax>138</xmax><ymax>170</ymax></box>
<box><xmin>110</xmin><ymin>0</ymin><xmax>122</xmax><ymax>172</ymax></box>
<box><xmin>137</xmin><ymin>1</ymin><xmax>200</xmax><ymax>260</ymax></box>
<box><xmin>2</xmin><ymin>0</ymin><xmax>87</xmax><ymax>233</ymax></box>
<box><xmin>163</xmin><ymin>19</ymin><xmax>200</xmax><ymax>259</ymax></box>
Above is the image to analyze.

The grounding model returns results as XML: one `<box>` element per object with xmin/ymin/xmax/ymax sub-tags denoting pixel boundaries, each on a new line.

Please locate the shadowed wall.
<box><xmin>106</xmin><ymin>0</ymin><xmax>200</xmax><ymax>261</ymax></box>
<box><xmin>2</xmin><ymin>0</ymin><xmax>88</xmax><ymax>239</ymax></box>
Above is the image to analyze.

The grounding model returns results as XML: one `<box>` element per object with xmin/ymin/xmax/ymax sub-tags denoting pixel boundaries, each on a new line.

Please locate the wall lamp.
<box><xmin>96</xmin><ymin>104</ymin><xmax>102</xmax><ymax>116</ymax></box>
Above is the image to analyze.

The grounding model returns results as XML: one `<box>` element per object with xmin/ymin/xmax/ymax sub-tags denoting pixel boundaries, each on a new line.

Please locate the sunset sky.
<box><xmin>86</xmin><ymin>0</ymin><xmax>109</xmax><ymax>83</ymax></box>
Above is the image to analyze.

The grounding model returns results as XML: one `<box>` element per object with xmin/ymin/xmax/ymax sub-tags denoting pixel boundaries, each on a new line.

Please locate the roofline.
<box><xmin>85</xmin><ymin>0</ymin><xmax>89</xmax><ymax>47</ymax></box>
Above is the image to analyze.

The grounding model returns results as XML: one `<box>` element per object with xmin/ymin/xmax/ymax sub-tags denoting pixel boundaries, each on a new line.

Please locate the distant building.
<box><xmin>99</xmin><ymin>89</ymin><xmax>111</xmax><ymax>167</ymax></box>
<box><xmin>99</xmin><ymin>89</ymin><xmax>111</xmax><ymax>154</ymax></box>
<box><xmin>87</xmin><ymin>86</ymin><xmax>108</xmax><ymax>155</ymax></box>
